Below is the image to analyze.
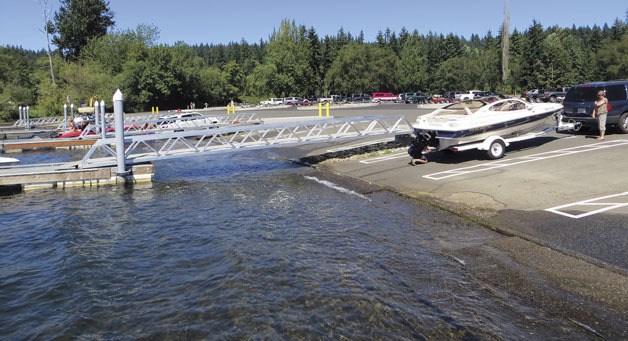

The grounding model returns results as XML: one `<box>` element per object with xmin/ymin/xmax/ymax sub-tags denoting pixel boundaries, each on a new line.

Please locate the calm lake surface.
<box><xmin>0</xmin><ymin>149</ymin><xmax>585</xmax><ymax>340</ymax></box>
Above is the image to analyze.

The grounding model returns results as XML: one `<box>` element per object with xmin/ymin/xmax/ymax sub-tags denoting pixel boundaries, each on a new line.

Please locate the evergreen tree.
<box><xmin>52</xmin><ymin>0</ymin><xmax>114</xmax><ymax>61</ymax></box>
<box><xmin>520</xmin><ymin>21</ymin><xmax>546</xmax><ymax>88</ymax></box>
<box><xmin>398</xmin><ymin>32</ymin><xmax>428</xmax><ymax>91</ymax></box>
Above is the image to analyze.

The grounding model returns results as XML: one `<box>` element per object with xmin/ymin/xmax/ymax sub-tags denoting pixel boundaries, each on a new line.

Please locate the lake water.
<box><xmin>0</xmin><ymin>149</ymin><xmax>584</xmax><ymax>339</ymax></box>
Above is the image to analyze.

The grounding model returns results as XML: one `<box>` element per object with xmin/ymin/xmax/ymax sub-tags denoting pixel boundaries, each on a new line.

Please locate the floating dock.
<box><xmin>0</xmin><ymin>163</ymin><xmax>154</xmax><ymax>191</ymax></box>
<box><xmin>0</xmin><ymin>137</ymin><xmax>96</xmax><ymax>153</ymax></box>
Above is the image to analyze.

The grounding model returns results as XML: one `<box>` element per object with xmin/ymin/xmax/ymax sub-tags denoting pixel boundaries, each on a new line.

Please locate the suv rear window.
<box><xmin>606</xmin><ymin>84</ymin><xmax>627</xmax><ymax>101</ymax></box>
<box><xmin>565</xmin><ymin>84</ymin><xmax>628</xmax><ymax>102</ymax></box>
<box><xmin>564</xmin><ymin>86</ymin><xmax>599</xmax><ymax>102</ymax></box>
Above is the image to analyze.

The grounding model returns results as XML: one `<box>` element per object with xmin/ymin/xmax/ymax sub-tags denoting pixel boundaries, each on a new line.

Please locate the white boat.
<box><xmin>413</xmin><ymin>98</ymin><xmax>564</xmax><ymax>159</ymax></box>
<box><xmin>0</xmin><ymin>157</ymin><xmax>20</xmax><ymax>165</ymax></box>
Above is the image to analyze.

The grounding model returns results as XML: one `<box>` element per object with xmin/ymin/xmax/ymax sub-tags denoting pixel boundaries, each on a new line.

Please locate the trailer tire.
<box><xmin>487</xmin><ymin>139</ymin><xmax>506</xmax><ymax>159</ymax></box>
<box><xmin>617</xmin><ymin>112</ymin><xmax>628</xmax><ymax>134</ymax></box>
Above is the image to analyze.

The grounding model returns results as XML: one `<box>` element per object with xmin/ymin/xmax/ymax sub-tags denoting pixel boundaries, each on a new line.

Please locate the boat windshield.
<box><xmin>438</xmin><ymin>100</ymin><xmax>487</xmax><ymax>115</ymax></box>
<box><xmin>488</xmin><ymin>99</ymin><xmax>527</xmax><ymax>112</ymax></box>
<box><xmin>445</xmin><ymin>100</ymin><xmax>486</xmax><ymax>110</ymax></box>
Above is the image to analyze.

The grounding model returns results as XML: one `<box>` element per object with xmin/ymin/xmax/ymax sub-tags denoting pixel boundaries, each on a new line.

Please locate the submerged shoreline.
<box><xmin>301</xmin><ymin>154</ymin><xmax>627</xmax><ymax>340</ymax></box>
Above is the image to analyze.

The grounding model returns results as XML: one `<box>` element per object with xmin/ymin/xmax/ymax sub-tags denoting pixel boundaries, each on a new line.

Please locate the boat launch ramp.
<box><xmin>0</xmin><ymin>114</ymin><xmax>413</xmax><ymax>191</ymax></box>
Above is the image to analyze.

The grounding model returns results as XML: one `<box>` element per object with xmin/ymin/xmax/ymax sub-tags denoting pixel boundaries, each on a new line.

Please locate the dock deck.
<box><xmin>0</xmin><ymin>163</ymin><xmax>154</xmax><ymax>191</ymax></box>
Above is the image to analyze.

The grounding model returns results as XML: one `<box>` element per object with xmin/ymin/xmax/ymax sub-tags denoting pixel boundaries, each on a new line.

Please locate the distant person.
<box><xmin>592</xmin><ymin>90</ymin><xmax>608</xmax><ymax>140</ymax></box>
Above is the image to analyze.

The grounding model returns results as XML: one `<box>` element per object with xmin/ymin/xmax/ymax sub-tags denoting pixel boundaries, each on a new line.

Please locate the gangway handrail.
<box><xmin>77</xmin><ymin>115</ymin><xmax>413</xmax><ymax>169</ymax></box>
<box><xmin>70</xmin><ymin>112</ymin><xmax>262</xmax><ymax>138</ymax></box>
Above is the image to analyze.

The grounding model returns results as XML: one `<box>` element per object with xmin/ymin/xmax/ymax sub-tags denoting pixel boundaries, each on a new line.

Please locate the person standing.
<box><xmin>592</xmin><ymin>89</ymin><xmax>608</xmax><ymax>140</ymax></box>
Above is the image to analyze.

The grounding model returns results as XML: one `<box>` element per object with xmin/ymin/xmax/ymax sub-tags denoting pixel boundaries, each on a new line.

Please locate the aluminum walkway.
<box><xmin>76</xmin><ymin>115</ymin><xmax>413</xmax><ymax>169</ymax></box>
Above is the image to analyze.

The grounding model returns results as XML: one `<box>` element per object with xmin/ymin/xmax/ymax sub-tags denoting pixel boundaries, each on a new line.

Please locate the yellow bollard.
<box><xmin>151</xmin><ymin>106</ymin><xmax>155</xmax><ymax>114</ymax></box>
<box><xmin>226</xmin><ymin>104</ymin><xmax>230</xmax><ymax>115</ymax></box>
<box><xmin>326</xmin><ymin>102</ymin><xmax>330</xmax><ymax>117</ymax></box>
<box><xmin>318</xmin><ymin>102</ymin><xmax>322</xmax><ymax>117</ymax></box>
<box><xmin>156</xmin><ymin>107</ymin><xmax>159</xmax><ymax>114</ymax></box>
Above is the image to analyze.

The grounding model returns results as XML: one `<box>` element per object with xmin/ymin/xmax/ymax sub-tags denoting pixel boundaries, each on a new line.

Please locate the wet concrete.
<box><xmin>267</xmin><ymin>103</ymin><xmax>627</xmax><ymax>339</ymax></box>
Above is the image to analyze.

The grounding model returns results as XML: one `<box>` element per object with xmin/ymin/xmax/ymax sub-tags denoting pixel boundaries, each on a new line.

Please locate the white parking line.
<box><xmin>545</xmin><ymin>191</ymin><xmax>628</xmax><ymax>218</ymax></box>
<box><xmin>424</xmin><ymin>139</ymin><xmax>628</xmax><ymax>180</ymax></box>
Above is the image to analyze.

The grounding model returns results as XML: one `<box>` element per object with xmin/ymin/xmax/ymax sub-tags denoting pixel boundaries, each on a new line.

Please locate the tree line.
<box><xmin>0</xmin><ymin>0</ymin><xmax>626</xmax><ymax>121</ymax></box>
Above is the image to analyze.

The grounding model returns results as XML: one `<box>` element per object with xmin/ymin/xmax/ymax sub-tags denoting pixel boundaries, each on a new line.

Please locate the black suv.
<box><xmin>562</xmin><ymin>80</ymin><xmax>628</xmax><ymax>133</ymax></box>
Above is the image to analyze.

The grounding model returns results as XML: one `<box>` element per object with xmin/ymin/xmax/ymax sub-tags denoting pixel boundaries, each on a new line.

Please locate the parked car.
<box><xmin>477</xmin><ymin>93</ymin><xmax>507</xmax><ymax>103</ymax></box>
<box><xmin>260</xmin><ymin>98</ymin><xmax>284</xmax><ymax>106</ymax></box>
<box><xmin>538</xmin><ymin>87</ymin><xmax>570</xmax><ymax>103</ymax></box>
<box><xmin>371</xmin><ymin>92</ymin><xmax>397</xmax><ymax>102</ymax></box>
<box><xmin>431</xmin><ymin>94</ymin><xmax>451</xmax><ymax>104</ymax></box>
<box><xmin>443</xmin><ymin>91</ymin><xmax>463</xmax><ymax>101</ymax></box>
<box><xmin>348</xmin><ymin>94</ymin><xmax>372</xmax><ymax>103</ymax></box>
<box><xmin>524</xmin><ymin>89</ymin><xmax>539</xmax><ymax>102</ymax></box>
<box><xmin>402</xmin><ymin>92</ymin><xmax>432</xmax><ymax>104</ymax></box>
<box><xmin>562</xmin><ymin>80</ymin><xmax>628</xmax><ymax>133</ymax></box>
<box><xmin>283</xmin><ymin>97</ymin><xmax>304</xmax><ymax>105</ymax></box>
<box><xmin>458</xmin><ymin>90</ymin><xmax>483</xmax><ymax>101</ymax></box>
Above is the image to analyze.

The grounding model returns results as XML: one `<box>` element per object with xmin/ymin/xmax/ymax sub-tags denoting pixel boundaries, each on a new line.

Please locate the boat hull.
<box><xmin>414</xmin><ymin>99</ymin><xmax>562</xmax><ymax>150</ymax></box>
<box><xmin>434</xmin><ymin>110</ymin><xmax>558</xmax><ymax>149</ymax></box>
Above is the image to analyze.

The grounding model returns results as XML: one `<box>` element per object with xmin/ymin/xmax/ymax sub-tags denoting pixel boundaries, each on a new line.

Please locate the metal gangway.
<box><xmin>76</xmin><ymin>115</ymin><xmax>413</xmax><ymax>169</ymax></box>
<box><xmin>74</xmin><ymin>112</ymin><xmax>262</xmax><ymax>138</ymax></box>
<box><xmin>14</xmin><ymin>116</ymin><xmax>66</xmax><ymax>128</ymax></box>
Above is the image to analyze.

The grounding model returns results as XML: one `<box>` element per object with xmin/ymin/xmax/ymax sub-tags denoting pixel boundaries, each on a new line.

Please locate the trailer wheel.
<box><xmin>487</xmin><ymin>139</ymin><xmax>506</xmax><ymax>159</ymax></box>
<box><xmin>617</xmin><ymin>112</ymin><xmax>628</xmax><ymax>134</ymax></box>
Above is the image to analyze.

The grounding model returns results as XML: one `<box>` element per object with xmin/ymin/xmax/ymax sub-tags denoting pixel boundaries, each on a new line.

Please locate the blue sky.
<box><xmin>1</xmin><ymin>0</ymin><xmax>627</xmax><ymax>50</ymax></box>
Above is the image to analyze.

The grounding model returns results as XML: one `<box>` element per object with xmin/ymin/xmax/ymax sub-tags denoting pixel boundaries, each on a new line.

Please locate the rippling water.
<box><xmin>1</xmin><ymin>150</ymin><xmax>582</xmax><ymax>339</ymax></box>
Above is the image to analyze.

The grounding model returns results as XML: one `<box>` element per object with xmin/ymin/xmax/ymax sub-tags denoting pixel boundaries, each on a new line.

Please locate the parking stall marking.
<box><xmin>424</xmin><ymin>139</ymin><xmax>628</xmax><ymax>180</ymax></box>
<box><xmin>545</xmin><ymin>191</ymin><xmax>628</xmax><ymax>219</ymax></box>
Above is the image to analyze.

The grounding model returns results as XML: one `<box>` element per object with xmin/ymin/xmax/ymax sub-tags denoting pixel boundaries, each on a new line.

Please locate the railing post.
<box><xmin>94</xmin><ymin>100</ymin><xmax>100</xmax><ymax>133</ymax></box>
<box><xmin>113</xmin><ymin>89</ymin><xmax>127</xmax><ymax>175</ymax></box>
<box><xmin>63</xmin><ymin>104</ymin><xmax>68</xmax><ymax>130</ymax></box>
<box><xmin>26</xmin><ymin>106</ymin><xmax>30</xmax><ymax>130</ymax></box>
<box><xmin>18</xmin><ymin>106</ymin><xmax>23</xmax><ymax>126</ymax></box>
<box><xmin>100</xmin><ymin>100</ymin><xmax>106</xmax><ymax>139</ymax></box>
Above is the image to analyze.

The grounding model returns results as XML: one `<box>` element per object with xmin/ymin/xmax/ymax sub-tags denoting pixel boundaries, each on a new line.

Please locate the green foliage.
<box><xmin>0</xmin><ymin>47</ymin><xmax>39</xmax><ymax>121</ymax></box>
<box><xmin>53</xmin><ymin>0</ymin><xmax>114</xmax><ymax>61</ymax></box>
<box><xmin>398</xmin><ymin>32</ymin><xmax>428</xmax><ymax>91</ymax></box>
<box><xmin>596</xmin><ymin>34</ymin><xmax>628</xmax><ymax>80</ymax></box>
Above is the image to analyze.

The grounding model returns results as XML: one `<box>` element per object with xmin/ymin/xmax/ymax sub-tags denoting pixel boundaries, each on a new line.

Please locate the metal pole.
<box><xmin>18</xmin><ymin>106</ymin><xmax>23</xmax><ymax>125</ymax></box>
<box><xmin>100</xmin><ymin>100</ymin><xmax>106</xmax><ymax>140</ymax></box>
<box><xmin>26</xmin><ymin>106</ymin><xmax>30</xmax><ymax>129</ymax></box>
<box><xmin>63</xmin><ymin>104</ymin><xmax>68</xmax><ymax>130</ymax></box>
<box><xmin>94</xmin><ymin>100</ymin><xmax>100</xmax><ymax>133</ymax></box>
<box><xmin>113</xmin><ymin>89</ymin><xmax>127</xmax><ymax>175</ymax></box>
